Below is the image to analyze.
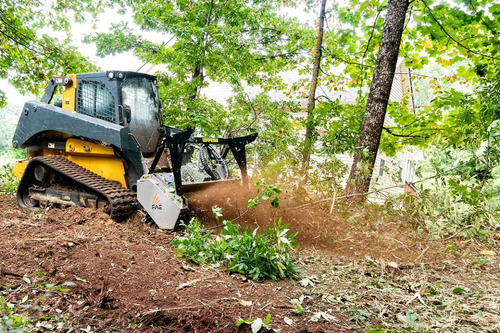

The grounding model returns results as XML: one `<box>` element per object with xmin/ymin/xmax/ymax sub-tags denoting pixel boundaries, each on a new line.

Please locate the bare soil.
<box><xmin>1</xmin><ymin>185</ymin><xmax>498</xmax><ymax>332</ymax></box>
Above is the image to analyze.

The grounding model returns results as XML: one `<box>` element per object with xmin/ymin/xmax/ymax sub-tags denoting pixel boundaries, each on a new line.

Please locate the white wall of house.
<box><xmin>366</xmin><ymin>60</ymin><xmax>423</xmax><ymax>202</ymax></box>
<box><xmin>297</xmin><ymin>59</ymin><xmax>424</xmax><ymax>202</ymax></box>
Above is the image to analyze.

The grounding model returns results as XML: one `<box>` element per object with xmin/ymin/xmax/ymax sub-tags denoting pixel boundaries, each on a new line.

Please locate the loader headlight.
<box><xmin>108</xmin><ymin>72</ymin><xmax>114</xmax><ymax>79</ymax></box>
<box><xmin>118</xmin><ymin>72</ymin><xmax>124</xmax><ymax>79</ymax></box>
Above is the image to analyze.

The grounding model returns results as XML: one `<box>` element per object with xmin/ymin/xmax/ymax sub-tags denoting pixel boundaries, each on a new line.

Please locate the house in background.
<box><xmin>332</xmin><ymin>59</ymin><xmax>424</xmax><ymax>203</ymax></box>
<box><xmin>267</xmin><ymin>58</ymin><xmax>424</xmax><ymax>202</ymax></box>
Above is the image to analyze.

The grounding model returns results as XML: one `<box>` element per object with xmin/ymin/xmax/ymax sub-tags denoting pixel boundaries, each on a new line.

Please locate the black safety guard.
<box><xmin>149</xmin><ymin>127</ymin><xmax>257</xmax><ymax>196</ymax></box>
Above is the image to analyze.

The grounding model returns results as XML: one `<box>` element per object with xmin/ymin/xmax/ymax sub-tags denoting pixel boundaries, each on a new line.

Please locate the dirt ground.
<box><xmin>1</xmin><ymin>185</ymin><xmax>499</xmax><ymax>332</ymax></box>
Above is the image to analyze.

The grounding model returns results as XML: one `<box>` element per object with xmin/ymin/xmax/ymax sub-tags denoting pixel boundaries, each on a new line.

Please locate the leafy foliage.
<box><xmin>0</xmin><ymin>164</ymin><xmax>18</xmax><ymax>196</ymax></box>
<box><xmin>0</xmin><ymin>296</ymin><xmax>32</xmax><ymax>331</ymax></box>
<box><xmin>172</xmin><ymin>218</ymin><xmax>298</xmax><ymax>281</ymax></box>
<box><xmin>313</xmin><ymin>0</ymin><xmax>500</xmax><ymax>198</ymax></box>
<box><xmin>235</xmin><ymin>313</ymin><xmax>272</xmax><ymax>333</ymax></box>
<box><xmin>0</xmin><ymin>0</ymin><xmax>97</xmax><ymax>104</ymax></box>
<box><xmin>83</xmin><ymin>0</ymin><xmax>308</xmax><ymax>127</ymax></box>
<box><xmin>170</xmin><ymin>218</ymin><xmax>212</xmax><ymax>265</ymax></box>
<box><xmin>398</xmin><ymin>75</ymin><xmax>500</xmax><ymax>240</ymax></box>
<box><xmin>246</xmin><ymin>181</ymin><xmax>282</xmax><ymax>209</ymax></box>
<box><xmin>406</xmin><ymin>146</ymin><xmax>499</xmax><ymax>240</ymax></box>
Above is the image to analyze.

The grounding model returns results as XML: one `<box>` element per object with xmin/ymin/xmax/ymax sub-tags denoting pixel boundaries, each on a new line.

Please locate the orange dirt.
<box><xmin>186</xmin><ymin>183</ymin><xmax>445</xmax><ymax>263</ymax></box>
<box><xmin>0</xmin><ymin>194</ymin><xmax>351</xmax><ymax>332</ymax></box>
<box><xmin>0</xmin><ymin>184</ymin><xmax>475</xmax><ymax>332</ymax></box>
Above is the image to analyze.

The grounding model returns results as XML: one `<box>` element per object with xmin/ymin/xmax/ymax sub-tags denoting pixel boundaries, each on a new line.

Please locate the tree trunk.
<box><xmin>190</xmin><ymin>60</ymin><xmax>204</xmax><ymax>101</ymax></box>
<box><xmin>344</xmin><ymin>0</ymin><xmax>409</xmax><ymax>202</ymax></box>
<box><xmin>189</xmin><ymin>0</ymin><xmax>214</xmax><ymax>105</ymax></box>
<box><xmin>300</xmin><ymin>0</ymin><xmax>327</xmax><ymax>181</ymax></box>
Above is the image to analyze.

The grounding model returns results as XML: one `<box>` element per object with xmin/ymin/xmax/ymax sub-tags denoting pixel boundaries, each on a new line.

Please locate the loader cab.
<box><xmin>119</xmin><ymin>74</ymin><xmax>162</xmax><ymax>155</ymax></box>
<box><xmin>73</xmin><ymin>71</ymin><xmax>162</xmax><ymax>155</ymax></box>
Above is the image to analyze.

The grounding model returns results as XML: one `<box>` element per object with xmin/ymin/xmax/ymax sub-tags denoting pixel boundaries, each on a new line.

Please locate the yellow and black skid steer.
<box><xmin>11</xmin><ymin>71</ymin><xmax>257</xmax><ymax>229</ymax></box>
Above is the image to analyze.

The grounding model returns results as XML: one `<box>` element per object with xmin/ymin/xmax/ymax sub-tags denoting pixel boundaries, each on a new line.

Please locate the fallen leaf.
<box><xmin>453</xmin><ymin>287</ymin><xmax>468</xmax><ymax>294</ymax></box>
<box><xmin>480</xmin><ymin>250</ymin><xmax>495</xmax><ymax>256</ymax></box>
<box><xmin>309</xmin><ymin>311</ymin><xmax>337</xmax><ymax>322</ymax></box>
<box><xmin>387</xmin><ymin>261</ymin><xmax>401</xmax><ymax>276</ymax></box>
<box><xmin>300</xmin><ymin>278</ymin><xmax>314</xmax><ymax>287</ymax></box>
<box><xmin>251</xmin><ymin>318</ymin><xmax>263</xmax><ymax>333</ymax></box>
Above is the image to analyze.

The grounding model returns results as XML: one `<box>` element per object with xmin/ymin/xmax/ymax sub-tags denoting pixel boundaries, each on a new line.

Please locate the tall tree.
<box><xmin>307</xmin><ymin>0</ymin><xmax>499</xmax><ymax>198</ymax></box>
<box><xmin>344</xmin><ymin>0</ymin><xmax>409</xmax><ymax>201</ymax></box>
<box><xmin>300</xmin><ymin>0</ymin><xmax>327</xmax><ymax>182</ymax></box>
<box><xmin>84</xmin><ymin>0</ymin><xmax>308</xmax><ymax>133</ymax></box>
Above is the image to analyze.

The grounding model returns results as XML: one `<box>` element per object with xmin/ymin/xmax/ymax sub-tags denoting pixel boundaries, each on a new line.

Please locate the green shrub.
<box><xmin>246</xmin><ymin>181</ymin><xmax>282</xmax><ymax>208</ymax></box>
<box><xmin>406</xmin><ymin>144</ymin><xmax>500</xmax><ymax>240</ymax></box>
<box><xmin>170</xmin><ymin>218</ymin><xmax>212</xmax><ymax>264</ymax></box>
<box><xmin>172</xmin><ymin>218</ymin><xmax>298</xmax><ymax>281</ymax></box>
<box><xmin>0</xmin><ymin>164</ymin><xmax>18</xmax><ymax>196</ymax></box>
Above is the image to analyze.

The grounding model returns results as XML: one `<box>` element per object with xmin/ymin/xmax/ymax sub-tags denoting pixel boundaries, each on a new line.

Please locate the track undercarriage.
<box><xmin>17</xmin><ymin>156</ymin><xmax>137</xmax><ymax>221</ymax></box>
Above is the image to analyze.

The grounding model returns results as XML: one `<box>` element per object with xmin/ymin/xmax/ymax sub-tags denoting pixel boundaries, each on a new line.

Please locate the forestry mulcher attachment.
<box><xmin>11</xmin><ymin>71</ymin><xmax>256</xmax><ymax>229</ymax></box>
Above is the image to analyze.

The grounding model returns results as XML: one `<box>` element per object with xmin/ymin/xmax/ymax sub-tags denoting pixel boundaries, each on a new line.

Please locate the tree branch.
<box><xmin>361</xmin><ymin>6</ymin><xmax>385</xmax><ymax>66</ymax></box>
<box><xmin>322</xmin><ymin>49</ymin><xmax>375</xmax><ymax>69</ymax></box>
<box><xmin>382</xmin><ymin>126</ymin><xmax>424</xmax><ymax>138</ymax></box>
<box><xmin>420</xmin><ymin>0</ymin><xmax>500</xmax><ymax>61</ymax></box>
<box><xmin>254</xmin><ymin>50</ymin><xmax>304</xmax><ymax>61</ymax></box>
<box><xmin>0</xmin><ymin>14</ymin><xmax>70</xmax><ymax>69</ymax></box>
<box><xmin>467</xmin><ymin>0</ymin><xmax>496</xmax><ymax>36</ymax></box>
<box><xmin>315</xmin><ymin>94</ymin><xmax>334</xmax><ymax>102</ymax></box>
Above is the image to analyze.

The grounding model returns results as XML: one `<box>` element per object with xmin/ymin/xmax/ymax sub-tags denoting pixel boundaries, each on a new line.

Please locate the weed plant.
<box><xmin>0</xmin><ymin>164</ymin><xmax>18</xmax><ymax>196</ymax></box>
<box><xmin>172</xmin><ymin>218</ymin><xmax>298</xmax><ymax>281</ymax></box>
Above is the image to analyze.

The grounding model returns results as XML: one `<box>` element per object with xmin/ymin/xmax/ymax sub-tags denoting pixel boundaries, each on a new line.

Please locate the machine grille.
<box><xmin>77</xmin><ymin>80</ymin><xmax>116</xmax><ymax>122</ymax></box>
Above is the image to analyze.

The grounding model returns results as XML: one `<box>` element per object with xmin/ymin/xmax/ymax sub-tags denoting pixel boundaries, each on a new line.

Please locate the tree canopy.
<box><xmin>80</xmin><ymin>0</ymin><xmax>310</xmax><ymax>133</ymax></box>
<box><xmin>0</xmin><ymin>0</ymin><xmax>96</xmax><ymax>107</ymax></box>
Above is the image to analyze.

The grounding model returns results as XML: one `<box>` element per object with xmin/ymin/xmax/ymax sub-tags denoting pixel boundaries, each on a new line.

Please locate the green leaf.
<box><xmin>57</xmin><ymin>288</ymin><xmax>71</xmax><ymax>292</ymax></box>
<box><xmin>452</xmin><ymin>287</ymin><xmax>466</xmax><ymax>294</ymax></box>
<box><xmin>235</xmin><ymin>318</ymin><xmax>256</xmax><ymax>327</ymax></box>
<box><xmin>264</xmin><ymin>313</ymin><xmax>272</xmax><ymax>325</ymax></box>
<box><xmin>292</xmin><ymin>302</ymin><xmax>303</xmax><ymax>315</ymax></box>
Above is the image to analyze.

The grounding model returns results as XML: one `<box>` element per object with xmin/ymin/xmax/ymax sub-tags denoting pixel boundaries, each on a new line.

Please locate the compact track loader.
<box><xmin>12</xmin><ymin>71</ymin><xmax>256</xmax><ymax>229</ymax></box>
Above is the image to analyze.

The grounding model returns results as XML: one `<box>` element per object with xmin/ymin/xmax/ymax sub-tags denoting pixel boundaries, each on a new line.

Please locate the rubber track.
<box><xmin>27</xmin><ymin>156</ymin><xmax>137</xmax><ymax>221</ymax></box>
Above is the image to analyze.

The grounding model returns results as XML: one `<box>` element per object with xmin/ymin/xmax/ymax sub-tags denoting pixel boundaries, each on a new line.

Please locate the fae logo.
<box><xmin>152</xmin><ymin>194</ymin><xmax>162</xmax><ymax>210</ymax></box>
